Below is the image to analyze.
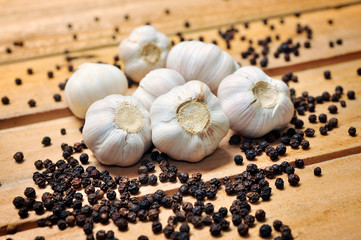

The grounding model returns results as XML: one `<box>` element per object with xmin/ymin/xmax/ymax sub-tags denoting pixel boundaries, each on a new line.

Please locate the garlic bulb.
<box><xmin>166</xmin><ymin>41</ymin><xmax>239</xmax><ymax>93</ymax></box>
<box><xmin>150</xmin><ymin>80</ymin><xmax>229</xmax><ymax>162</ymax></box>
<box><xmin>65</xmin><ymin>63</ymin><xmax>128</xmax><ymax>119</ymax></box>
<box><xmin>118</xmin><ymin>25</ymin><xmax>171</xmax><ymax>82</ymax></box>
<box><xmin>83</xmin><ymin>95</ymin><xmax>151</xmax><ymax>167</ymax></box>
<box><xmin>133</xmin><ymin>68</ymin><xmax>185</xmax><ymax>111</ymax></box>
<box><xmin>217</xmin><ymin>66</ymin><xmax>294</xmax><ymax>138</ymax></box>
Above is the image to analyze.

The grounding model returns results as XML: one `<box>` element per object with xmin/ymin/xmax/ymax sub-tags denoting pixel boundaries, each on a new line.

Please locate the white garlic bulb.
<box><xmin>118</xmin><ymin>25</ymin><xmax>171</xmax><ymax>82</ymax></box>
<box><xmin>83</xmin><ymin>95</ymin><xmax>151</xmax><ymax>167</ymax></box>
<box><xmin>217</xmin><ymin>66</ymin><xmax>294</xmax><ymax>138</ymax></box>
<box><xmin>150</xmin><ymin>80</ymin><xmax>229</xmax><ymax>162</ymax></box>
<box><xmin>133</xmin><ymin>68</ymin><xmax>185</xmax><ymax>111</ymax></box>
<box><xmin>65</xmin><ymin>63</ymin><xmax>128</xmax><ymax>119</ymax></box>
<box><xmin>166</xmin><ymin>41</ymin><xmax>239</xmax><ymax>93</ymax></box>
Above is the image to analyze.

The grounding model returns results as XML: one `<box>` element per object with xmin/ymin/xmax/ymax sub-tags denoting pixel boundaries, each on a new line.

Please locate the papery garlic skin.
<box><xmin>217</xmin><ymin>66</ymin><xmax>294</xmax><ymax>138</ymax></box>
<box><xmin>133</xmin><ymin>68</ymin><xmax>185</xmax><ymax>111</ymax></box>
<box><xmin>119</xmin><ymin>25</ymin><xmax>171</xmax><ymax>82</ymax></box>
<box><xmin>151</xmin><ymin>80</ymin><xmax>229</xmax><ymax>162</ymax></box>
<box><xmin>83</xmin><ymin>95</ymin><xmax>151</xmax><ymax>167</ymax></box>
<box><xmin>65</xmin><ymin>63</ymin><xmax>128</xmax><ymax>119</ymax></box>
<box><xmin>166</xmin><ymin>41</ymin><xmax>239</xmax><ymax>93</ymax></box>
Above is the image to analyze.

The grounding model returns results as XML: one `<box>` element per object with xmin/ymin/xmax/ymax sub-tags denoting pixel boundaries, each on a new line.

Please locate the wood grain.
<box><xmin>1</xmin><ymin>4</ymin><xmax>361</xmax><ymax>122</ymax></box>
<box><xmin>3</xmin><ymin>154</ymin><xmax>361</xmax><ymax>239</ymax></box>
<box><xmin>1</xmin><ymin>58</ymin><xmax>360</xmax><ymax>235</ymax></box>
<box><xmin>1</xmin><ymin>0</ymin><xmax>360</xmax><ymax>63</ymax></box>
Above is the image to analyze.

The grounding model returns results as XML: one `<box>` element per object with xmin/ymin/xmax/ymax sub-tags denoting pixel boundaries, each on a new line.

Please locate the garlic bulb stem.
<box><xmin>115</xmin><ymin>104</ymin><xmax>144</xmax><ymax>133</ymax></box>
<box><xmin>177</xmin><ymin>100</ymin><xmax>210</xmax><ymax>134</ymax></box>
<box><xmin>252</xmin><ymin>81</ymin><xmax>279</xmax><ymax>108</ymax></box>
<box><xmin>141</xmin><ymin>43</ymin><xmax>161</xmax><ymax>64</ymax></box>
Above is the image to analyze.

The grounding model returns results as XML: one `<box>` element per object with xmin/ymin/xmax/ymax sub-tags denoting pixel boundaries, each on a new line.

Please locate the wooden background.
<box><xmin>1</xmin><ymin>0</ymin><xmax>361</xmax><ymax>239</ymax></box>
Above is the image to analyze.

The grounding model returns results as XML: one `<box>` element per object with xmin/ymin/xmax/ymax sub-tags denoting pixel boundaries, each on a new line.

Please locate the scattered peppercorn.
<box><xmin>210</xmin><ymin>223</ymin><xmax>221</xmax><ymax>236</ymax></box>
<box><xmin>238</xmin><ymin>223</ymin><xmax>249</xmax><ymax>236</ymax></box>
<box><xmin>28</xmin><ymin>99</ymin><xmax>36</xmax><ymax>107</ymax></box>
<box><xmin>234</xmin><ymin>155</ymin><xmax>243</xmax><ymax>165</ymax></box>
<box><xmin>348</xmin><ymin>127</ymin><xmax>356</xmax><ymax>136</ymax></box>
<box><xmin>13</xmin><ymin>152</ymin><xmax>24</xmax><ymax>163</ymax></box>
<box><xmin>53</xmin><ymin>94</ymin><xmax>62</xmax><ymax>102</ymax></box>
<box><xmin>288</xmin><ymin>174</ymin><xmax>300</xmax><ymax>186</ymax></box>
<box><xmin>324</xmin><ymin>70</ymin><xmax>331</xmax><ymax>79</ymax></box>
<box><xmin>152</xmin><ymin>221</ymin><xmax>162</xmax><ymax>234</ymax></box>
<box><xmin>255</xmin><ymin>209</ymin><xmax>266</xmax><ymax>222</ymax></box>
<box><xmin>27</xmin><ymin>68</ymin><xmax>33</xmax><ymax>75</ymax></box>
<box><xmin>260</xmin><ymin>224</ymin><xmax>272</xmax><ymax>238</ymax></box>
<box><xmin>328</xmin><ymin>105</ymin><xmax>337</xmax><ymax>114</ymax></box>
<box><xmin>300</xmin><ymin>139</ymin><xmax>309</xmax><ymax>149</ymax></box>
<box><xmin>336</xmin><ymin>39</ymin><xmax>343</xmax><ymax>45</ymax></box>
<box><xmin>295</xmin><ymin>159</ymin><xmax>304</xmax><ymax>168</ymax></box>
<box><xmin>347</xmin><ymin>90</ymin><xmax>355</xmax><ymax>100</ymax></box>
<box><xmin>318</xmin><ymin>114</ymin><xmax>327</xmax><ymax>123</ymax></box>
<box><xmin>314</xmin><ymin>167</ymin><xmax>322</xmax><ymax>176</ymax></box>
<box><xmin>41</xmin><ymin>136</ymin><xmax>51</xmax><ymax>146</ymax></box>
<box><xmin>319</xmin><ymin>126</ymin><xmax>328</xmax><ymax>135</ymax></box>
<box><xmin>24</xmin><ymin>187</ymin><xmax>36</xmax><ymax>198</ymax></box>
<box><xmin>2</xmin><ymin>96</ymin><xmax>10</xmax><ymax>105</ymax></box>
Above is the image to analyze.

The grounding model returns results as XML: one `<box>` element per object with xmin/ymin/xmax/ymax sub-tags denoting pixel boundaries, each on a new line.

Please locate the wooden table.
<box><xmin>1</xmin><ymin>0</ymin><xmax>361</xmax><ymax>239</ymax></box>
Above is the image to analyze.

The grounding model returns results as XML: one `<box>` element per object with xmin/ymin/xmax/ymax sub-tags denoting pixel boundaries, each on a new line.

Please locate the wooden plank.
<box><xmin>1</xmin><ymin>0</ymin><xmax>360</xmax><ymax>63</ymax></box>
<box><xmin>3</xmin><ymin>153</ymin><xmax>361</xmax><ymax>239</ymax></box>
<box><xmin>1</xmin><ymin>57</ymin><xmax>361</xmax><ymax>232</ymax></box>
<box><xmin>1</xmin><ymin>4</ymin><xmax>361</xmax><ymax>122</ymax></box>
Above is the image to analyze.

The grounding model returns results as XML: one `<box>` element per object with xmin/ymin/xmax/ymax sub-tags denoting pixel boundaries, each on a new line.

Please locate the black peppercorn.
<box><xmin>319</xmin><ymin>126</ymin><xmax>328</xmax><ymax>135</ymax></box>
<box><xmin>323</xmin><ymin>70</ymin><xmax>331</xmax><ymax>79</ymax></box>
<box><xmin>28</xmin><ymin>99</ymin><xmax>36</xmax><ymax>107</ymax></box>
<box><xmin>13</xmin><ymin>196</ymin><xmax>25</xmax><ymax>209</ymax></box>
<box><xmin>347</xmin><ymin>90</ymin><xmax>355</xmax><ymax>100</ymax></box>
<box><xmin>210</xmin><ymin>223</ymin><xmax>222</xmax><ymax>236</ymax></box>
<box><xmin>53</xmin><ymin>94</ymin><xmax>61</xmax><ymax>102</ymax></box>
<box><xmin>318</xmin><ymin>114</ymin><xmax>327</xmax><ymax>123</ymax></box>
<box><xmin>304</xmin><ymin>128</ymin><xmax>315</xmax><ymax>137</ymax></box>
<box><xmin>24</xmin><ymin>187</ymin><xmax>36</xmax><ymax>198</ymax></box>
<box><xmin>13</xmin><ymin>152</ymin><xmax>24</xmax><ymax>163</ymax></box>
<box><xmin>115</xmin><ymin>218</ymin><xmax>128</xmax><ymax>231</ymax></box>
<box><xmin>340</xmin><ymin>100</ymin><xmax>346</xmax><ymax>107</ymax></box>
<box><xmin>229</xmin><ymin>134</ymin><xmax>241</xmax><ymax>145</ymax></box>
<box><xmin>300</xmin><ymin>139</ymin><xmax>310</xmax><ymax>149</ymax></box>
<box><xmin>308</xmin><ymin>114</ymin><xmax>317</xmax><ymax>123</ymax></box>
<box><xmin>255</xmin><ymin>209</ymin><xmax>266</xmax><ymax>222</ymax></box>
<box><xmin>275</xmin><ymin>178</ymin><xmax>284</xmax><ymax>189</ymax></box>
<box><xmin>273</xmin><ymin>220</ymin><xmax>283</xmax><ymax>231</ymax></box>
<box><xmin>259</xmin><ymin>224</ymin><xmax>272</xmax><ymax>238</ymax></box>
<box><xmin>18</xmin><ymin>207</ymin><xmax>29</xmax><ymax>218</ymax></box>
<box><xmin>288</xmin><ymin>174</ymin><xmax>300</xmax><ymax>186</ymax></box>
<box><xmin>27</xmin><ymin>68</ymin><xmax>33</xmax><ymax>75</ymax></box>
<box><xmin>41</xmin><ymin>136</ymin><xmax>51</xmax><ymax>146</ymax></box>
<box><xmin>79</xmin><ymin>153</ymin><xmax>89</xmax><ymax>164</ymax></box>
<box><xmin>234</xmin><ymin>155</ymin><xmax>243</xmax><ymax>165</ymax></box>
<box><xmin>138</xmin><ymin>236</ymin><xmax>148</xmax><ymax>240</ymax></box>
<box><xmin>245</xmin><ymin>149</ymin><xmax>256</xmax><ymax>160</ymax></box>
<box><xmin>276</xmin><ymin>144</ymin><xmax>286</xmax><ymax>155</ymax></box>
<box><xmin>238</xmin><ymin>223</ymin><xmax>249</xmax><ymax>236</ymax></box>
<box><xmin>314</xmin><ymin>167</ymin><xmax>322</xmax><ymax>176</ymax></box>
<box><xmin>2</xmin><ymin>96</ymin><xmax>10</xmax><ymax>105</ymax></box>
<box><xmin>152</xmin><ymin>221</ymin><xmax>162</xmax><ymax>234</ymax></box>
<box><xmin>294</xmin><ymin>119</ymin><xmax>304</xmax><ymax>129</ymax></box>
<box><xmin>348</xmin><ymin>127</ymin><xmax>356</xmax><ymax>136</ymax></box>
<box><xmin>178</xmin><ymin>172</ymin><xmax>189</xmax><ymax>183</ymax></box>
<box><xmin>294</xmin><ymin>159</ymin><xmax>304</xmax><ymax>168</ymax></box>
<box><xmin>328</xmin><ymin>105</ymin><xmax>337</xmax><ymax>114</ymax></box>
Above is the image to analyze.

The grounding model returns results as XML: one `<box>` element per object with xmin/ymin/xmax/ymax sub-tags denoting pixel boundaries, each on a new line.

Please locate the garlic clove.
<box><xmin>166</xmin><ymin>41</ymin><xmax>239</xmax><ymax>93</ymax></box>
<box><xmin>119</xmin><ymin>25</ymin><xmax>171</xmax><ymax>82</ymax></box>
<box><xmin>65</xmin><ymin>63</ymin><xmax>128</xmax><ymax>119</ymax></box>
<box><xmin>83</xmin><ymin>94</ymin><xmax>151</xmax><ymax>166</ymax></box>
<box><xmin>218</xmin><ymin>66</ymin><xmax>294</xmax><ymax>138</ymax></box>
<box><xmin>150</xmin><ymin>80</ymin><xmax>229</xmax><ymax>162</ymax></box>
<box><xmin>133</xmin><ymin>68</ymin><xmax>185</xmax><ymax>111</ymax></box>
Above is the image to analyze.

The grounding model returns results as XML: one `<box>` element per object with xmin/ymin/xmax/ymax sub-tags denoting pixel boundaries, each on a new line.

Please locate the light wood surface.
<box><xmin>0</xmin><ymin>0</ymin><xmax>361</xmax><ymax>239</ymax></box>
<box><xmin>1</xmin><ymin>4</ymin><xmax>361</xmax><ymax>122</ymax></box>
